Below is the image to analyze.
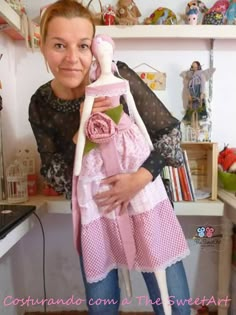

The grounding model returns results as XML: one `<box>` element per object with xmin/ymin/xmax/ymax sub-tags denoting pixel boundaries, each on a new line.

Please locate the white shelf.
<box><xmin>0</xmin><ymin>0</ymin><xmax>23</xmax><ymax>37</ymax></box>
<box><xmin>0</xmin><ymin>195</ymin><xmax>223</xmax><ymax>258</ymax></box>
<box><xmin>96</xmin><ymin>25</ymin><xmax>236</xmax><ymax>40</ymax></box>
<box><xmin>27</xmin><ymin>195</ymin><xmax>224</xmax><ymax>216</ymax></box>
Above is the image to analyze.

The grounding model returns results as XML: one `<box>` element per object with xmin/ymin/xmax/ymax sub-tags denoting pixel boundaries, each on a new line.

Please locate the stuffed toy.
<box><xmin>225</xmin><ymin>0</ymin><xmax>236</xmax><ymax>24</ymax></box>
<box><xmin>72</xmin><ymin>34</ymin><xmax>189</xmax><ymax>315</ymax></box>
<box><xmin>202</xmin><ymin>0</ymin><xmax>229</xmax><ymax>24</ymax></box>
<box><xmin>144</xmin><ymin>7</ymin><xmax>177</xmax><ymax>25</ymax></box>
<box><xmin>185</xmin><ymin>0</ymin><xmax>208</xmax><ymax>24</ymax></box>
<box><xmin>115</xmin><ymin>0</ymin><xmax>141</xmax><ymax>25</ymax></box>
<box><xmin>218</xmin><ymin>146</ymin><xmax>236</xmax><ymax>172</ymax></box>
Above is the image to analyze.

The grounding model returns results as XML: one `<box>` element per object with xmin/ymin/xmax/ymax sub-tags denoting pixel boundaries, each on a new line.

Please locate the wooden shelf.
<box><xmin>96</xmin><ymin>25</ymin><xmax>236</xmax><ymax>40</ymax></box>
<box><xmin>0</xmin><ymin>0</ymin><xmax>24</xmax><ymax>40</ymax></box>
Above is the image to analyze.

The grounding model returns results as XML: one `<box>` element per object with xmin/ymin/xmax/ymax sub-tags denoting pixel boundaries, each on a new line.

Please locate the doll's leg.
<box><xmin>154</xmin><ymin>270</ymin><xmax>171</xmax><ymax>315</ymax></box>
<box><xmin>142</xmin><ymin>261</ymin><xmax>190</xmax><ymax>315</ymax></box>
<box><xmin>119</xmin><ymin>268</ymin><xmax>132</xmax><ymax>298</ymax></box>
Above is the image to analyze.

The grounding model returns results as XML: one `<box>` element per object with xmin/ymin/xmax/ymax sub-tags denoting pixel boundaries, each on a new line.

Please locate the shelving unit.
<box><xmin>96</xmin><ymin>25</ymin><xmax>236</xmax><ymax>40</ymax></box>
<box><xmin>1</xmin><ymin>0</ymin><xmax>236</xmax><ymax>41</ymax></box>
<box><xmin>0</xmin><ymin>0</ymin><xmax>24</xmax><ymax>40</ymax></box>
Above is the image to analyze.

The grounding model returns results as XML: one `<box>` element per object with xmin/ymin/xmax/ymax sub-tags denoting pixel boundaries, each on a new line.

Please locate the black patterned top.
<box><xmin>28</xmin><ymin>61</ymin><xmax>183</xmax><ymax>199</ymax></box>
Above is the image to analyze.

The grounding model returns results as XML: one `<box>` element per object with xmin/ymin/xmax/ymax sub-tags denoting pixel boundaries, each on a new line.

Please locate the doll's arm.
<box><xmin>123</xmin><ymin>90</ymin><xmax>154</xmax><ymax>151</ymax></box>
<box><xmin>74</xmin><ymin>95</ymin><xmax>95</xmax><ymax>176</ymax></box>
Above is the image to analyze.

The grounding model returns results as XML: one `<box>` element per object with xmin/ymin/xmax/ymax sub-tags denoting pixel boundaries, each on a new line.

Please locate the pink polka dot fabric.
<box><xmin>80</xmin><ymin>199</ymin><xmax>189</xmax><ymax>283</ymax></box>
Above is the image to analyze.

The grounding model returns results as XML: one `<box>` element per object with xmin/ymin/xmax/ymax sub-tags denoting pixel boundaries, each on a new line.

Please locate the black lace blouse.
<box><xmin>29</xmin><ymin>61</ymin><xmax>183</xmax><ymax>199</ymax></box>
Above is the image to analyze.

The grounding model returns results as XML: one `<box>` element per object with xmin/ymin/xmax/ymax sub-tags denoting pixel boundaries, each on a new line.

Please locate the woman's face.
<box><xmin>41</xmin><ymin>16</ymin><xmax>94</xmax><ymax>91</ymax></box>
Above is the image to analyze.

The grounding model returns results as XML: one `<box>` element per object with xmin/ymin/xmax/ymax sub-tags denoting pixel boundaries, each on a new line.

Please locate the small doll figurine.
<box><xmin>181</xmin><ymin>61</ymin><xmax>215</xmax><ymax>130</ymax></box>
<box><xmin>72</xmin><ymin>34</ymin><xmax>189</xmax><ymax>315</ymax></box>
<box><xmin>103</xmin><ymin>4</ymin><xmax>116</xmax><ymax>25</ymax></box>
<box><xmin>186</xmin><ymin>7</ymin><xmax>199</xmax><ymax>24</ymax></box>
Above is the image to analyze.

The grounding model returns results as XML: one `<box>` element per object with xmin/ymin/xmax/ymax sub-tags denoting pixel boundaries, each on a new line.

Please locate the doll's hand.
<box><xmin>95</xmin><ymin>168</ymin><xmax>153</xmax><ymax>214</ymax></box>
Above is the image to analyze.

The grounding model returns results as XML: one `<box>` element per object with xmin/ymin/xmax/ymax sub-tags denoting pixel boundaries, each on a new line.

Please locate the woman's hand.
<box><xmin>80</xmin><ymin>96</ymin><xmax>111</xmax><ymax>116</ymax></box>
<box><xmin>95</xmin><ymin>167</ymin><xmax>153</xmax><ymax>214</ymax></box>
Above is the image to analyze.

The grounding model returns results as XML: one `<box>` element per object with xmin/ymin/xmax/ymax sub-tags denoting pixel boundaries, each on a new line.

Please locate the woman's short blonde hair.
<box><xmin>40</xmin><ymin>0</ymin><xmax>95</xmax><ymax>45</ymax></box>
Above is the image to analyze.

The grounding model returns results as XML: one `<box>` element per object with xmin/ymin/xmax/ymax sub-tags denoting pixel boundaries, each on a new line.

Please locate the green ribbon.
<box><xmin>84</xmin><ymin>104</ymin><xmax>123</xmax><ymax>155</ymax></box>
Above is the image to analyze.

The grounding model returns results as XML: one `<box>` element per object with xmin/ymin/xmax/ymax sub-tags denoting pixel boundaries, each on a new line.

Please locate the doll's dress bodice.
<box><xmin>72</xmin><ymin>80</ymin><xmax>189</xmax><ymax>283</ymax></box>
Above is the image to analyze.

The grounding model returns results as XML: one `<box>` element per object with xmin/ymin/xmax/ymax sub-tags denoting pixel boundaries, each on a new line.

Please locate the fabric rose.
<box><xmin>85</xmin><ymin>112</ymin><xmax>118</xmax><ymax>144</ymax></box>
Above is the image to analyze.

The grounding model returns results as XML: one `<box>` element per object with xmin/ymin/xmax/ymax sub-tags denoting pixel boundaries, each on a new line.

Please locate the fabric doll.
<box><xmin>181</xmin><ymin>61</ymin><xmax>215</xmax><ymax>130</ymax></box>
<box><xmin>225</xmin><ymin>0</ymin><xmax>236</xmax><ymax>24</ymax></box>
<box><xmin>72</xmin><ymin>34</ymin><xmax>189</xmax><ymax>315</ymax></box>
<box><xmin>115</xmin><ymin>0</ymin><xmax>141</xmax><ymax>25</ymax></box>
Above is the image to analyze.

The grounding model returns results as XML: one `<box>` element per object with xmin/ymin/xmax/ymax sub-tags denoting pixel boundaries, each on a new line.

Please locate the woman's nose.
<box><xmin>65</xmin><ymin>48</ymin><xmax>79</xmax><ymax>63</ymax></box>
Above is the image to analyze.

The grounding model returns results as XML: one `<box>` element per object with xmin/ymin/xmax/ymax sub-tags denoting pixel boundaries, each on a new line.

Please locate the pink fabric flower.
<box><xmin>85</xmin><ymin>112</ymin><xmax>117</xmax><ymax>144</ymax></box>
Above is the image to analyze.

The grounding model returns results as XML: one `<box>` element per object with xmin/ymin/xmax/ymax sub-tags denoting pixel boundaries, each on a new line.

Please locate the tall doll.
<box><xmin>72</xmin><ymin>34</ymin><xmax>189</xmax><ymax>314</ymax></box>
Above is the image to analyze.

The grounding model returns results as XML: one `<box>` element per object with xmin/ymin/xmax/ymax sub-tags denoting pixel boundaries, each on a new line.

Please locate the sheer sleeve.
<box><xmin>29</xmin><ymin>94</ymin><xmax>75</xmax><ymax>199</ymax></box>
<box><xmin>116</xmin><ymin>61</ymin><xmax>184</xmax><ymax>179</ymax></box>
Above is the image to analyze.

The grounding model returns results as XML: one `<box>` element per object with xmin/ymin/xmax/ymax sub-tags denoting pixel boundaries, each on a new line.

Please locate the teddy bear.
<box><xmin>115</xmin><ymin>0</ymin><xmax>141</xmax><ymax>25</ymax></box>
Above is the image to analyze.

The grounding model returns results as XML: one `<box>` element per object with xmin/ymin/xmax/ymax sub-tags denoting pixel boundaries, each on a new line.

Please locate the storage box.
<box><xmin>181</xmin><ymin>142</ymin><xmax>218</xmax><ymax>200</ymax></box>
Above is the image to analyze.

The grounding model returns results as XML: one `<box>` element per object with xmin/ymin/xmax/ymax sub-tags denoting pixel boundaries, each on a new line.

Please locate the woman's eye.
<box><xmin>80</xmin><ymin>44</ymin><xmax>90</xmax><ymax>50</ymax></box>
<box><xmin>54</xmin><ymin>43</ymin><xmax>65</xmax><ymax>49</ymax></box>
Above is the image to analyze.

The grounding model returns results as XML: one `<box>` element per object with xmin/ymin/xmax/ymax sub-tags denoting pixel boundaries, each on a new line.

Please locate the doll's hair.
<box><xmin>90</xmin><ymin>34</ymin><xmax>117</xmax><ymax>82</ymax></box>
<box><xmin>91</xmin><ymin>34</ymin><xmax>115</xmax><ymax>59</ymax></box>
<box><xmin>190</xmin><ymin>61</ymin><xmax>202</xmax><ymax>70</ymax></box>
<box><xmin>40</xmin><ymin>0</ymin><xmax>95</xmax><ymax>45</ymax></box>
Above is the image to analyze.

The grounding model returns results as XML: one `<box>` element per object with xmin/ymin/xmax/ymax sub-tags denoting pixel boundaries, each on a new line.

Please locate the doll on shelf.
<box><xmin>181</xmin><ymin>61</ymin><xmax>215</xmax><ymax>129</ymax></box>
<box><xmin>72</xmin><ymin>34</ymin><xmax>189</xmax><ymax>315</ymax></box>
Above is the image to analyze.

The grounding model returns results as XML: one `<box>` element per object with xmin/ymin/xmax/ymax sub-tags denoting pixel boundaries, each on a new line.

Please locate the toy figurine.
<box><xmin>72</xmin><ymin>34</ymin><xmax>189</xmax><ymax>315</ymax></box>
<box><xmin>103</xmin><ymin>4</ymin><xmax>116</xmax><ymax>25</ymax></box>
<box><xmin>115</xmin><ymin>0</ymin><xmax>141</xmax><ymax>25</ymax></box>
<box><xmin>181</xmin><ymin>61</ymin><xmax>215</xmax><ymax>136</ymax></box>
<box><xmin>225</xmin><ymin>0</ymin><xmax>236</xmax><ymax>24</ymax></box>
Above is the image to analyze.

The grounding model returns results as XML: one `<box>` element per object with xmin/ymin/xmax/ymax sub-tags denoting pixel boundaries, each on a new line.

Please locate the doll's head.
<box><xmin>91</xmin><ymin>34</ymin><xmax>115</xmax><ymax>61</ymax></box>
<box><xmin>190</xmin><ymin>61</ymin><xmax>202</xmax><ymax>71</ymax></box>
<box><xmin>90</xmin><ymin>34</ymin><xmax>117</xmax><ymax>81</ymax></box>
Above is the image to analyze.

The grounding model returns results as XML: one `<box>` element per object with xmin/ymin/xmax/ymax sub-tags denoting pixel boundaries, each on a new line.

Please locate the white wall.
<box><xmin>0</xmin><ymin>0</ymin><xmax>234</xmax><ymax>313</ymax></box>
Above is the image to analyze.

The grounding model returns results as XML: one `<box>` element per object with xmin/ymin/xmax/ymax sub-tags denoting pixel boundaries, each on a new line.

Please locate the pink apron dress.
<box><xmin>72</xmin><ymin>81</ymin><xmax>190</xmax><ymax>283</ymax></box>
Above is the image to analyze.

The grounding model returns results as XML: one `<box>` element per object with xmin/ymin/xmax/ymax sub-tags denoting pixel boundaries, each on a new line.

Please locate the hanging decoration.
<box><xmin>133</xmin><ymin>63</ymin><xmax>166</xmax><ymax>91</ymax></box>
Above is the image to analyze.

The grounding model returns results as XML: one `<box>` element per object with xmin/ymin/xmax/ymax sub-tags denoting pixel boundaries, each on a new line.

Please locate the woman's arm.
<box><xmin>29</xmin><ymin>97</ymin><xmax>75</xmax><ymax>199</ymax></box>
<box><xmin>117</xmin><ymin>61</ymin><xmax>184</xmax><ymax>179</ymax></box>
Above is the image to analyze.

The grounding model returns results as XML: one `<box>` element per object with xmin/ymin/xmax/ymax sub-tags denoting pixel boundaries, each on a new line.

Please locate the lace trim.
<box><xmin>39</xmin><ymin>81</ymin><xmax>84</xmax><ymax>113</ymax></box>
<box><xmin>86</xmin><ymin>86</ymin><xmax>128</xmax><ymax>98</ymax></box>
<box><xmin>85</xmin><ymin>249</ymin><xmax>190</xmax><ymax>284</ymax></box>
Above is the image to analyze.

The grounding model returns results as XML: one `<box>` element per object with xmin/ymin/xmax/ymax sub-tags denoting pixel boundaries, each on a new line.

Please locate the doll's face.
<box><xmin>191</xmin><ymin>62</ymin><xmax>199</xmax><ymax>71</ymax></box>
<box><xmin>94</xmin><ymin>39</ymin><xmax>113</xmax><ymax>61</ymax></box>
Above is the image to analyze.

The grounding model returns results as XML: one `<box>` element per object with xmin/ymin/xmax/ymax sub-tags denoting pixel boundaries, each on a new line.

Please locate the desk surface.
<box><xmin>218</xmin><ymin>189</ymin><xmax>236</xmax><ymax>224</ymax></box>
<box><xmin>0</xmin><ymin>194</ymin><xmax>224</xmax><ymax>259</ymax></box>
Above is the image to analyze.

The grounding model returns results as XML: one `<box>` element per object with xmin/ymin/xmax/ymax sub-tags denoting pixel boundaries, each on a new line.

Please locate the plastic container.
<box><xmin>218</xmin><ymin>170</ymin><xmax>236</xmax><ymax>191</ymax></box>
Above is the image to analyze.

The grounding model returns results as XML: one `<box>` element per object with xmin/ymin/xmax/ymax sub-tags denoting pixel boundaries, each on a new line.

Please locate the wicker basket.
<box><xmin>87</xmin><ymin>0</ymin><xmax>103</xmax><ymax>25</ymax></box>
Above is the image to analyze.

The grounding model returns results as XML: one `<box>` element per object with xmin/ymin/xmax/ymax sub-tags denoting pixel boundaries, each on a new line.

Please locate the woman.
<box><xmin>29</xmin><ymin>1</ymin><xmax>191</xmax><ymax>314</ymax></box>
